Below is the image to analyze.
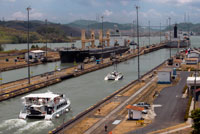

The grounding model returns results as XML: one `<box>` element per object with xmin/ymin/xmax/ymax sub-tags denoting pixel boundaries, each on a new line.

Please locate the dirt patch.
<box><xmin>94</xmin><ymin>102</ymin><xmax>120</xmax><ymax>116</ymax></box>
<box><xmin>121</xmin><ymin>83</ymin><xmax>145</xmax><ymax>96</ymax></box>
<box><xmin>64</xmin><ymin>118</ymin><xmax>99</xmax><ymax>134</ymax></box>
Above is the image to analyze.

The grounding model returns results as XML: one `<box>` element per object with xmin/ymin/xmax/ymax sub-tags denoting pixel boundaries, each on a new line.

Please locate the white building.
<box><xmin>187</xmin><ymin>51</ymin><xmax>200</xmax><ymax>60</ymax></box>
<box><xmin>126</xmin><ymin>105</ymin><xmax>144</xmax><ymax>120</ymax></box>
<box><xmin>187</xmin><ymin>77</ymin><xmax>200</xmax><ymax>101</ymax></box>
<box><xmin>185</xmin><ymin>58</ymin><xmax>198</xmax><ymax>65</ymax></box>
<box><xmin>25</xmin><ymin>50</ymin><xmax>45</xmax><ymax>61</ymax></box>
<box><xmin>157</xmin><ymin>68</ymin><xmax>172</xmax><ymax>84</ymax></box>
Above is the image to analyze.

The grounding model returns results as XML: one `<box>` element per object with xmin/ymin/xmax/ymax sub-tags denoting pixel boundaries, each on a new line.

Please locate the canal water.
<box><xmin>0</xmin><ymin>36</ymin><xmax>199</xmax><ymax>134</ymax></box>
<box><xmin>0</xmin><ymin>48</ymin><xmax>177</xmax><ymax>134</ymax></box>
<box><xmin>0</xmin><ymin>36</ymin><xmax>165</xmax><ymax>84</ymax></box>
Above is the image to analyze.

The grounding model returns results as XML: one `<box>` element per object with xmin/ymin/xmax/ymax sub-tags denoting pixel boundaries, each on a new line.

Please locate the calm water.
<box><xmin>1</xmin><ymin>36</ymin><xmax>165</xmax><ymax>84</ymax></box>
<box><xmin>0</xmin><ymin>36</ymin><xmax>199</xmax><ymax>134</ymax></box>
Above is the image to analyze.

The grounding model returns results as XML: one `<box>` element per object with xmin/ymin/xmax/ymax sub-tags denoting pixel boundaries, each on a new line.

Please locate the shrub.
<box><xmin>191</xmin><ymin>108</ymin><xmax>200</xmax><ymax>134</ymax></box>
<box><xmin>184</xmin><ymin>95</ymin><xmax>192</xmax><ymax>121</ymax></box>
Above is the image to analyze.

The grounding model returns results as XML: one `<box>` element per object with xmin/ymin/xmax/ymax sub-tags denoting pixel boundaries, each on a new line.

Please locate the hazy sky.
<box><xmin>0</xmin><ymin>0</ymin><xmax>200</xmax><ymax>26</ymax></box>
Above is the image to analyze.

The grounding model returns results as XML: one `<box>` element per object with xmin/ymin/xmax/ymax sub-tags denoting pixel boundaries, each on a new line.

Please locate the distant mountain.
<box><xmin>164</xmin><ymin>23</ymin><xmax>200</xmax><ymax>34</ymax></box>
<box><xmin>67</xmin><ymin>19</ymin><xmax>133</xmax><ymax>30</ymax></box>
<box><xmin>0</xmin><ymin>20</ymin><xmax>81</xmax><ymax>44</ymax></box>
<box><xmin>67</xmin><ymin>20</ymin><xmax>99</xmax><ymax>29</ymax></box>
<box><xmin>0</xmin><ymin>20</ymin><xmax>81</xmax><ymax>36</ymax></box>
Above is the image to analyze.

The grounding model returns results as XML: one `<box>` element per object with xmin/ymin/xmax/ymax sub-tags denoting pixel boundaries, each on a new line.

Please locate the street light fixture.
<box><xmin>168</xmin><ymin>17</ymin><xmax>171</xmax><ymax>58</ymax></box>
<box><xmin>101</xmin><ymin>16</ymin><xmax>104</xmax><ymax>61</ymax></box>
<box><xmin>45</xmin><ymin>19</ymin><xmax>48</xmax><ymax>58</ymax></box>
<box><xmin>27</xmin><ymin>6</ymin><xmax>31</xmax><ymax>84</ymax></box>
<box><xmin>160</xmin><ymin>22</ymin><xmax>161</xmax><ymax>44</ymax></box>
<box><xmin>148</xmin><ymin>20</ymin><xmax>150</xmax><ymax>46</ymax></box>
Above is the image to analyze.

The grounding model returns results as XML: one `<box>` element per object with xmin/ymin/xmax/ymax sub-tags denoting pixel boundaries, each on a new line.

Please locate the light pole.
<box><xmin>169</xmin><ymin>17</ymin><xmax>171</xmax><ymax>58</ymax></box>
<box><xmin>194</xmin><ymin>69</ymin><xmax>197</xmax><ymax>110</ymax></box>
<box><xmin>27</xmin><ymin>7</ymin><xmax>31</xmax><ymax>84</ymax></box>
<box><xmin>148</xmin><ymin>20</ymin><xmax>150</xmax><ymax>46</ymax></box>
<box><xmin>136</xmin><ymin>6</ymin><xmax>140</xmax><ymax>80</ymax></box>
<box><xmin>101</xmin><ymin>16</ymin><xmax>104</xmax><ymax>61</ymax></box>
<box><xmin>133</xmin><ymin>20</ymin><xmax>135</xmax><ymax>37</ymax></box>
<box><xmin>45</xmin><ymin>19</ymin><xmax>48</xmax><ymax>58</ymax></box>
<box><xmin>160</xmin><ymin>22</ymin><xmax>161</xmax><ymax>44</ymax></box>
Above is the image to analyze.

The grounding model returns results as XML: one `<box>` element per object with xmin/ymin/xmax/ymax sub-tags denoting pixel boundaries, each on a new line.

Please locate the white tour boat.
<box><xmin>19</xmin><ymin>91</ymin><xmax>71</xmax><ymax>120</ymax></box>
<box><xmin>104</xmin><ymin>60</ymin><xmax>123</xmax><ymax>81</ymax></box>
<box><xmin>104</xmin><ymin>70</ymin><xmax>123</xmax><ymax>81</ymax></box>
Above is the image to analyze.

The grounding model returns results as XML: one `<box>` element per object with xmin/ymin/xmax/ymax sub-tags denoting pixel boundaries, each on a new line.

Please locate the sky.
<box><xmin>0</xmin><ymin>0</ymin><xmax>200</xmax><ymax>26</ymax></box>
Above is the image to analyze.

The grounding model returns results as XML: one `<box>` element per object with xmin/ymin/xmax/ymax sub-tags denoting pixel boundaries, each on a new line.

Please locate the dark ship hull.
<box><xmin>165</xmin><ymin>40</ymin><xmax>190</xmax><ymax>48</ymax></box>
<box><xmin>59</xmin><ymin>46</ymin><xmax>130</xmax><ymax>63</ymax></box>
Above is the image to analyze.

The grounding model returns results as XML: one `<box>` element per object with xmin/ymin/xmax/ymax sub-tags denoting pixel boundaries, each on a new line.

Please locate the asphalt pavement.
<box><xmin>128</xmin><ymin>71</ymin><xmax>190</xmax><ymax>134</ymax></box>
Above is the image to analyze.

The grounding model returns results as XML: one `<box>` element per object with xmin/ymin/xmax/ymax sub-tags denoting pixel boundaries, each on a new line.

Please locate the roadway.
<box><xmin>128</xmin><ymin>71</ymin><xmax>190</xmax><ymax>134</ymax></box>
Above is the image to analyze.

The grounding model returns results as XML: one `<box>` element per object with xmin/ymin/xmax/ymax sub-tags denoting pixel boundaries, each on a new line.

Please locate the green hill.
<box><xmin>67</xmin><ymin>20</ymin><xmax>133</xmax><ymax>30</ymax></box>
<box><xmin>0</xmin><ymin>20</ymin><xmax>81</xmax><ymax>44</ymax></box>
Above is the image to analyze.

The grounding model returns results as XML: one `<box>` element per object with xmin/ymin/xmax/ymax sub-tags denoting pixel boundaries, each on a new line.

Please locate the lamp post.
<box><xmin>160</xmin><ymin>22</ymin><xmax>161</xmax><ymax>44</ymax></box>
<box><xmin>27</xmin><ymin>7</ymin><xmax>31</xmax><ymax>84</ymax></box>
<box><xmin>169</xmin><ymin>17</ymin><xmax>171</xmax><ymax>58</ymax></box>
<box><xmin>101</xmin><ymin>16</ymin><xmax>104</xmax><ymax>61</ymax></box>
<box><xmin>45</xmin><ymin>19</ymin><xmax>48</xmax><ymax>58</ymax></box>
<box><xmin>194</xmin><ymin>69</ymin><xmax>197</xmax><ymax>110</ymax></box>
<box><xmin>136</xmin><ymin>6</ymin><xmax>140</xmax><ymax>80</ymax></box>
<box><xmin>148</xmin><ymin>20</ymin><xmax>150</xmax><ymax>46</ymax></box>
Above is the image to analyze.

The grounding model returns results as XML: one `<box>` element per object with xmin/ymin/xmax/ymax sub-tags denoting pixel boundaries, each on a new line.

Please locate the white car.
<box><xmin>133</xmin><ymin>102</ymin><xmax>150</xmax><ymax>109</ymax></box>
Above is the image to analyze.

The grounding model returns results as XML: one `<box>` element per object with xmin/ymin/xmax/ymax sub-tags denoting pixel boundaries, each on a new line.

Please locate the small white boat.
<box><xmin>19</xmin><ymin>91</ymin><xmax>70</xmax><ymax>120</ymax></box>
<box><xmin>104</xmin><ymin>71</ymin><xmax>123</xmax><ymax>81</ymax></box>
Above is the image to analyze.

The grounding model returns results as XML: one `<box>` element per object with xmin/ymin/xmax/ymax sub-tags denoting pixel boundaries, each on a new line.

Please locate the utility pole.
<box><xmin>133</xmin><ymin>20</ymin><xmax>135</xmax><ymax>37</ymax></box>
<box><xmin>101</xmin><ymin>16</ymin><xmax>104</xmax><ymax>61</ymax></box>
<box><xmin>27</xmin><ymin>7</ymin><xmax>31</xmax><ymax>85</ymax></box>
<box><xmin>148</xmin><ymin>20</ymin><xmax>150</xmax><ymax>46</ymax></box>
<box><xmin>194</xmin><ymin>69</ymin><xmax>197</xmax><ymax>110</ymax></box>
<box><xmin>45</xmin><ymin>19</ymin><xmax>48</xmax><ymax>58</ymax></box>
<box><xmin>169</xmin><ymin>17</ymin><xmax>171</xmax><ymax>58</ymax></box>
<box><xmin>160</xmin><ymin>22</ymin><xmax>161</xmax><ymax>44</ymax></box>
<box><xmin>136</xmin><ymin>6</ymin><xmax>140</xmax><ymax>80</ymax></box>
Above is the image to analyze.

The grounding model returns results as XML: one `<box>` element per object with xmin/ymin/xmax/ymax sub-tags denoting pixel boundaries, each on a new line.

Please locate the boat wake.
<box><xmin>0</xmin><ymin>119</ymin><xmax>54</xmax><ymax>134</ymax></box>
<box><xmin>14</xmin><ymin>120</ymin><xmax>54</xmax><ymax>134</ymax></box>
<box><xmin>0</xmin><ymin>119</ymin><xmax>27</xmax><ymax>131</ymax></box>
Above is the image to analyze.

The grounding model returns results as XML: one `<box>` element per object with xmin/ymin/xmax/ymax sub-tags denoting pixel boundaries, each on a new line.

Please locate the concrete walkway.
<box><xmin>84</xmin><ymin>77</ymin><xmax>157</xmax><ymax>134</ymax></box>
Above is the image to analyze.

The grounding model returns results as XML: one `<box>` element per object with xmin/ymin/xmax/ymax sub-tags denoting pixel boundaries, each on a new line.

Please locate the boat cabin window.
<box><xmin>56</xmin><ymin>101</ymin><xmax>67</xmax><ymax>110</ymax></box>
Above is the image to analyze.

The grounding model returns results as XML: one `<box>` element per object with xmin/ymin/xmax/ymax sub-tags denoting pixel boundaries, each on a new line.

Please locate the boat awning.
<box><xmin>31</xmin><ymin>50</ymin><xmax>45</xmax><ymax>53</ymax></box>
<box><xmin>22</xmin><ymin>92</ymin><xmax>60</xmax><ymax>99</ymax></box>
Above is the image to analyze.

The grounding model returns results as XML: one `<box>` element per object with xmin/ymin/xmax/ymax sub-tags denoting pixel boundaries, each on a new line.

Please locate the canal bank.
<box><xmin>0</xmin><ymin>48</ymin><xmax>177</xmax><ymax>134</ymax></box>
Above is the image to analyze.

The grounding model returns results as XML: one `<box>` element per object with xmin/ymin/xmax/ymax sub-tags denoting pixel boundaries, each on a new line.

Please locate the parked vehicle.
<box><xmin>83</xmin><ymin>57</ymin><xmax>90</xmax><ymax>63</ymax></box>
<box><xmin>133</xmin><ymin>102</ymin><xmax>150</xmax><ymax>109</ymax></box>
<box><xmin>89</xmin><ymin>56</ymin><xmax>96</xmax><ymax>62</ymax></box>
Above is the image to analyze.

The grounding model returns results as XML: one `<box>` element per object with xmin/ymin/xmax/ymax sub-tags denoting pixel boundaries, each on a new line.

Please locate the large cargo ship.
<box><xmin>165</xmin><ymin>24</ymin><xmax>190</xmax><ymax>48</ymax></box>
<box><xmin>59</xmin><ymin>45</ymin><xmax>129</xmax><ymax>63</ymax></box>
<box><xmin>59</xmin><ymin>30</ymin><xmax>130</xmax><ymax>63</ymax></box>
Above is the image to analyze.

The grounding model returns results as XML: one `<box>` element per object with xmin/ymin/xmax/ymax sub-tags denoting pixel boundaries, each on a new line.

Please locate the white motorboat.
<box><xmin>104</xmin><ymin>71</ymin><xmax>123</xmax><ymax>81</ymax></box>
<box><xmin>19</xmin><ymin>91</ymin><xmax>70</xmax><ymax>120</ymax></box>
